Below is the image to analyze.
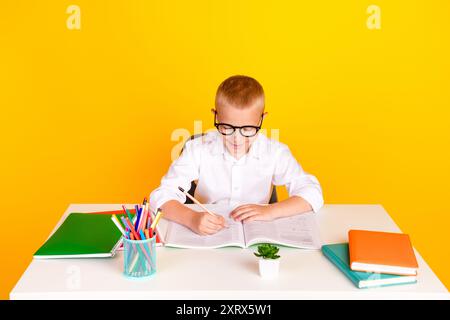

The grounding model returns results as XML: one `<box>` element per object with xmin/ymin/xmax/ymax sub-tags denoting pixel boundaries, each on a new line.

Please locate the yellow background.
<box><xmin>1</xmin><ymin>1</ymin><xmax>449</xmax><ymax>298</ymax></box>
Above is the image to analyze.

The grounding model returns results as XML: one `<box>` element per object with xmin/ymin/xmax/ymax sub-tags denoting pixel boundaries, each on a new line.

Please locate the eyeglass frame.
<box><xmin>213</xmin><ymin>109</ymin><xmax>264</xmax><ymax>137</ymax></box>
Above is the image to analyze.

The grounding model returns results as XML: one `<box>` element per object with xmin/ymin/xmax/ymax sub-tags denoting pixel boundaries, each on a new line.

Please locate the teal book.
<box><xmin>322</xmin><ymin>243</ymin><xmax>417</xmax><ymax>289</ymax></box>
<box><xmin>34</xmin><ymin>213</ymin><xmax>125</xmax><ymax>259</ymax></box>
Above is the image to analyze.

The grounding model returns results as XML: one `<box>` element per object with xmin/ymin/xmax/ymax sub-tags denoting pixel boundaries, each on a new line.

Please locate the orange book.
<box><xmin>348</xmin><ymin>230</ymin><xmax>418</xmax><ymax>276</ymax></box>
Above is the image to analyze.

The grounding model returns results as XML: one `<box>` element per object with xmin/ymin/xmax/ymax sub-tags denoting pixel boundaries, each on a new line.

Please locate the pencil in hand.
<box><xmin>178</xmin><ymin>186</ymin><xmax>229</xmax><ymax>229</ymax></box>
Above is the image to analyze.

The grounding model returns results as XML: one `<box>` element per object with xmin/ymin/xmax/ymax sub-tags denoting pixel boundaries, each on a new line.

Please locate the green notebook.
<box><xmin>34</xmin><ymin>213</ymin><xmax>124</xmax><ymax>259</ymax></box>
<box><xmin>322</xmin><ymin>243</ymin><xmax>417</xmax><ymax>289</ymax></box>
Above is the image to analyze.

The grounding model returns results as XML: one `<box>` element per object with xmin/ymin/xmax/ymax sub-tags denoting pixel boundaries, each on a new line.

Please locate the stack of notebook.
<box><xmin>322</xmin><ymin>230</ymin><xmax>419</xmax><ymax>288</ymax></box>
<box><xmin>34</xmin><ymin>213</ymin><xmax>124</xmax><ymax>259</ymax></box>
<box><xmin>34</xmin><ymin>210</ymin><xmax>162</xmax><ymax>259</ymax></box>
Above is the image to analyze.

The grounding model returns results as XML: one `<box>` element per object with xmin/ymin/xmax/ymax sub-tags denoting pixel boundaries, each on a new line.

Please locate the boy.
<box><xmin>149</xmin><ymin>75</ymin><xmax>323</xmax><ymax>236</ymax></box>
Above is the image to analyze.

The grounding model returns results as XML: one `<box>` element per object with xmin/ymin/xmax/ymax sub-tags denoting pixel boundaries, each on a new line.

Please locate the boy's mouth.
<box><xmin>224</xmin><ymin>139</ymin><xmax>247</xmax><ymax>150</ymax></box>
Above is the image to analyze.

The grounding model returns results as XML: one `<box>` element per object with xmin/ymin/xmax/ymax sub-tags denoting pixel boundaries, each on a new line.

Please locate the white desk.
<box><xmin>10</xmin><ymin>204</ymin><xmax>449</xmax><ymax>300</ymax></box>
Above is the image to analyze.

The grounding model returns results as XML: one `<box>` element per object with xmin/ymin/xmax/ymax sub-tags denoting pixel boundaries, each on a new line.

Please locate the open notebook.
<box><xmin>163</xmin><ymin>204</ymin><xmax>322</xmax><ymax>249</ymax></box>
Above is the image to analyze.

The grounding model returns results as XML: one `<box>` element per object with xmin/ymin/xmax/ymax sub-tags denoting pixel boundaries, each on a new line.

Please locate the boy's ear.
<box><xmin>262</xmin><ymin>111</ymin><xmax>268</xmax><ymax>119</ymax></box>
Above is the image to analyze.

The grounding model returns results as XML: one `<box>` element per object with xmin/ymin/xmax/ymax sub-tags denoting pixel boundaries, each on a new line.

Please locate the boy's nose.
<box><xmin>233</xmin><ymin>134</ymin><xmax>245</xmax><ymax>144</ymax></box>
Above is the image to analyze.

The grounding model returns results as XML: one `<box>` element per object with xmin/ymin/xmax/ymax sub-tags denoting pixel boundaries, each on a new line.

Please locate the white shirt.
<box><xmin>149</xmin><ymin>131</ymin><xmax>324</xmax><ymax>213</ymax></box>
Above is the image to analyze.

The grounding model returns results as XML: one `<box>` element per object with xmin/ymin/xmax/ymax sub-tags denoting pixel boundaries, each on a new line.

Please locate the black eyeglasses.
<box><xmin>213</xmin><ymin>110</ymin><xmax>264</xmax><ymax>138</ymax></box>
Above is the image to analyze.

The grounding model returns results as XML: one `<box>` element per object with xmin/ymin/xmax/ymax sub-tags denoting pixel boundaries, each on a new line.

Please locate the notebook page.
<box><xmin>164</xmin><ymin>204</ymin><xmax>245</xmax><ymax>249</ymax></box>
<box><xmin>243</xmin><ymin>212</ymin><xmax>321</xmax><ymax>249</ymax></box>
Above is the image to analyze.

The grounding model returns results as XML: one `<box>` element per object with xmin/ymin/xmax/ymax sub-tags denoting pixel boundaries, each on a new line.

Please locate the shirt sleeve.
<box><xmin>272</xmin><ymin>145</ymin><xmax>324</xmax><ymax>213</ymax></box>
<box><xmin>149</xmin><ymin>139</ymin><xmax>201</xmax><ymax>211</ymax></box>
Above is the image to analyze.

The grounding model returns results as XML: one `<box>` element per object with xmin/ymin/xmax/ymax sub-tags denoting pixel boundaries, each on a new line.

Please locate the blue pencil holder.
<box><xmin>123</xmin><ymin>236</ymin><xmax>156</xmax><ymax>279</ymax></box>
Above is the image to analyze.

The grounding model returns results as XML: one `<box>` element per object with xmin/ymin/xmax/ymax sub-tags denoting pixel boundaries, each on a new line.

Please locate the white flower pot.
<box><xmin>258</xmin><ymin>258</ymin><xmax>280</xmax><ymax>278</ymax></box>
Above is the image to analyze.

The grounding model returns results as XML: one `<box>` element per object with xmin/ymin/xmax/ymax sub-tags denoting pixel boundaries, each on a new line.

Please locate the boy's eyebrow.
<box><xmin>214</xmin><ymin>111</ymin><xmax>264</xmax><ymax>125</ymax></box>
<box><xmin>216</xmin><ymin>122</ymin><xmax>260</xmax><ymax>128</ymax></box>
<box><xmin>215</xmin><ymin>115</ymin><xmax>264</xmax><ymax>127</ymax></box>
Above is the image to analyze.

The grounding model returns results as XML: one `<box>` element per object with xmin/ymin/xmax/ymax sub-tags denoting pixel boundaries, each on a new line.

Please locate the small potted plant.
<box><xmin>254</xmin><ymin>243</ymin><xmax>281</xmax><ymax>278</ymax></box>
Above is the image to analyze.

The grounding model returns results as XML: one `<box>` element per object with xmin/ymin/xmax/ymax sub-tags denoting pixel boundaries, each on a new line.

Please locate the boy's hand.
<box><xmin>230</xmin><ymin>204</ymin><xmax>275</xmax><ymax>223</ymax></box>
<box><xmin>190</xmin><ymin>212</ymin><xmax>227</xmax><ymax>236</ymax></box>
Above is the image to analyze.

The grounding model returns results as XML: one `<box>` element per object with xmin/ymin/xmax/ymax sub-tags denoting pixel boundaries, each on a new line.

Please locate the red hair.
<box><xmin>215</xmin><ymin>75</ymin><xmax>265</xmax><ymax>110</ymax></box>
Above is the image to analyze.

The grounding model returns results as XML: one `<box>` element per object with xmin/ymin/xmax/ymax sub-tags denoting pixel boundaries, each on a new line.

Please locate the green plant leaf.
<box><xmin>254</xmin><ymin>243</ymin><xmax>281</xmax><ymax>259</ymax></box>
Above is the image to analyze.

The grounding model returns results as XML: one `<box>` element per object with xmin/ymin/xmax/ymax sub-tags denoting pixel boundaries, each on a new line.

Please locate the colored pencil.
<box><xmin>122</xmin><ymin>205</ymin><xmax>134</xmax><ymax>223</ymax></box>
<box><xmin>150</xmin><ymin>208</ymin><xmax>164</xmax><ymax>230</ymax></box>
<box><xmin>124</xmin><ymin>217</ymin><xmax>140</xmax><ymax>240</ymax></box>
<box><xmin>111</xmin><ymin>214</ymin><xmax>125</xmax><ymax>235</ymax></box>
